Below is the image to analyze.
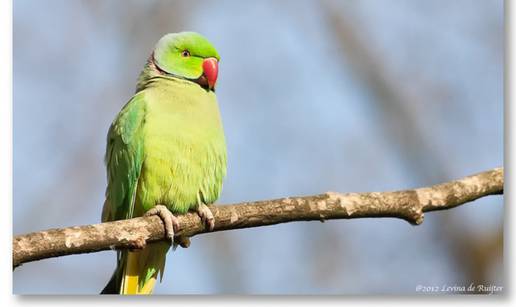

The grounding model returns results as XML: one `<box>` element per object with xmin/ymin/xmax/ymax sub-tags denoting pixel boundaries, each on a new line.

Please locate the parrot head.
<box><xmin>152</xmin><ymin>32</ymin><xmax>220</xmax><ymax>91</ymax></box>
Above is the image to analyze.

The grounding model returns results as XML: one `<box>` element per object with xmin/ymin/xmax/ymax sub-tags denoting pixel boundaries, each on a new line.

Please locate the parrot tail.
<box><xmin>101</xmin><ymin>242</ymin><xmax>170</xmax><ymax>295</ymax></box>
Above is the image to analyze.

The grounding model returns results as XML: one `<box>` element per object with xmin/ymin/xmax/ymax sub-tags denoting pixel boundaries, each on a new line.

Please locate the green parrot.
<box><xmin>100</xmin><ymin>32</ymin><xmax>227</xmax><ymax>295</ymax></box>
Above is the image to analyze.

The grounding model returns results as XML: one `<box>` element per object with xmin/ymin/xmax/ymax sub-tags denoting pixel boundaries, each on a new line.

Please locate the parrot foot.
<box><xmin>197</xmin><ymin>203</ymin><xmax>215</xmax><ymax>231</ymax></box>
<box><xmin>144</xmin><ymin>205</ymin><xmax>180</xmax><ymax>243</ymax></box>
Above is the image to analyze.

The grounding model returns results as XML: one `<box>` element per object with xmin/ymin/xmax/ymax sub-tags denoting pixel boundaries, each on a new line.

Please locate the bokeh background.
<box><xmin>13</xmin><ymin>0</ymin><xmax>504</xmax><ymax>294</ymax></box>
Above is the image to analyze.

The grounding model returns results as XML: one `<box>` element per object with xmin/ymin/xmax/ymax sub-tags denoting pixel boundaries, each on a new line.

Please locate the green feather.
<box><xmin>102</xmin><ymin>32</ymin><xmax>226</xmax><ymax>293</ymax></box>
<box><xmin>103</xmin><ymin>93</ymin><xmax>146</xmax><ymax>221</ymax></box>
<box><xmin>154</xmin><ymin>32</ymin><xmax>220</xmax><ymax>80</ymax></box>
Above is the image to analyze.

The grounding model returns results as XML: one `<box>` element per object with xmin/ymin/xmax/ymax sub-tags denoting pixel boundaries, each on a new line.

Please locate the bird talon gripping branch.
<box><xmin>144</xmin><ymin>205</ymin><xmax>180</xmax><ymax>243</ymax></box>
<box><xmin>197</xmin><ymin>203</ymin><xmax>215</xmax><ymax>231</ymax></box>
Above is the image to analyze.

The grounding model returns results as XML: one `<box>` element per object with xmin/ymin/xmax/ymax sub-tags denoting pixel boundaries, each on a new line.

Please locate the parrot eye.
<box><xmin>181</xmin><ymin>50</ymin><xmax>190</xmax><ymax>57</ymax></box>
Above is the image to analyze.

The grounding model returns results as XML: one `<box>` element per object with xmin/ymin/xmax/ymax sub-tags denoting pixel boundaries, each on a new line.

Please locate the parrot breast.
<box><xmin>135</xmin><ymin>77</ymin><xmax>227</xmax><ymax>216</ymax></box>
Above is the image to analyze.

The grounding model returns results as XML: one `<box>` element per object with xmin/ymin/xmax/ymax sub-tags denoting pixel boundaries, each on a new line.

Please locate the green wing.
<box><xmin>102</xmin><ymin>93</ymin><xmax>146</xmax><ymax>222</ymax></box>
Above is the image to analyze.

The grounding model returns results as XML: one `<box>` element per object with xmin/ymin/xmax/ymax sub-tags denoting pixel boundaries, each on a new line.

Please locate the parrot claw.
<box><xmin>197</xmin><ymin>203</ymin><xmax>215</xmax><ymax>231</ymax></box>
<box><xmin>144</xmin><ymin>205</ymin><xmax>180</xmax><ymax>243</ymax></box>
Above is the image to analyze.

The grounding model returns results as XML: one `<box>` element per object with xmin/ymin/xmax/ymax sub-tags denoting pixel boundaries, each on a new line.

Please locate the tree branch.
<box><xmin>13</xmin><ymin>168</ymin><xmax>503</xmax><ymax>269</ymax></box>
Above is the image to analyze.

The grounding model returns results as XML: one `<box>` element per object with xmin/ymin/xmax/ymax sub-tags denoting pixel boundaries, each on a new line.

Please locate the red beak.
<box><xmin>202</xmin><ymin>57</ymin><xmax>218</xmax><ymax>89</ymax></box>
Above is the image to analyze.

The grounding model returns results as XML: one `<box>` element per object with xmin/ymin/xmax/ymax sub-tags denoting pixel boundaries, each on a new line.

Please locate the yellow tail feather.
<box><xmin>120</xmin><ymin>242</ymin><xmax>169</xmax><ymax>295</ymax></box>
<box><xmin>122</xmin><ymin>251</ymin><xmax>141</xmax><ymax>294</ymax></box>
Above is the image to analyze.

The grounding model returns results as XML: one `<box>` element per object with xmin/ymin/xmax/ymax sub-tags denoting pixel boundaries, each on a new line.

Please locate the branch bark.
<box><xmin>13</xmin><ymin>168</ymin><xmax>503</xmax><ymax>269</ymax></box>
